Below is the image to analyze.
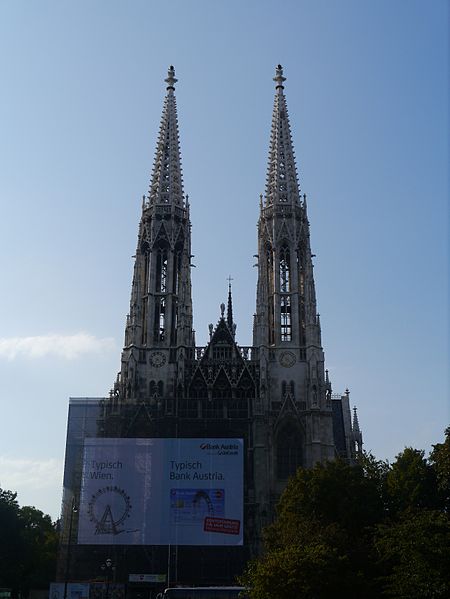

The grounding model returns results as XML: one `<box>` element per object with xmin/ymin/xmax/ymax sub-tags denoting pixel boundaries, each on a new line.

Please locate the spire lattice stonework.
<box><xmin>265</xmin><ymin>65</ymin><xmax>301</xmax><ymax>206</ymax></box>
<box><xmin>148</xmin><ymin>66</ymin><xmax>185</xmax><ymax>206</ymax></box>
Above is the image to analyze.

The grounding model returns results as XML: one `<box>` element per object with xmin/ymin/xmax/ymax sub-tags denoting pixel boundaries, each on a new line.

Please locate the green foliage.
<box><xmin>0</xmin><ymin>488</ymin><xmax>58</xmax><ymax>597</ymax></box>
<box><xmin>245</xmin><ymin>459</ymin><xmax>382</xmax><ymax>598</ymax></box>
<box><xmin>242</xmin><ymin>430</ymin><xmax>450</xmax><ymax>599</ymax></box>
<box><xmin>375</xmin><ymin>509</ymin><xmax>450</xmax><ymax>598</ymax></box>
<box><xmin>241</xmin><ymin>543</ymin><xmax>354</xmax><ymax>599</ymax></box>
<box><xmin>429</xmin><ymin>426</ymin><xmax>450</xmax><ymax>510</ymax></box>
<box><xmin>385</xmin><ymin>447</ymin><xmax>438</xmax><ymax>514</ymax></box>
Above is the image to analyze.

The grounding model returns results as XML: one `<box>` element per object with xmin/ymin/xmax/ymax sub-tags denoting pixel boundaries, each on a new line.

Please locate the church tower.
<box><xmin>111</xmin><ymin>66</ymin><xmax>194</xmax><ymax>418</ymax></box>
<box><xmin>252</xmin><ymin>65</ymin><xmax>335</xmax><ymax>522</ymax></box>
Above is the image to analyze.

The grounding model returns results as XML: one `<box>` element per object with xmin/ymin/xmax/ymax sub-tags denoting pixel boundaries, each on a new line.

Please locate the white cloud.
<box><xmin>0</xmin><ymin>456</ymin><xmax>62</xmax><ymax>491</ymax></box>
<box><xmin>0</xmin><ymin>332</ymin><xmax>116</xmax><ymax>360</ymax></box>
<box><xmin>0</xmin><ymin>456</ymin><xmax>64</xmax><ymax>518</ymax></box>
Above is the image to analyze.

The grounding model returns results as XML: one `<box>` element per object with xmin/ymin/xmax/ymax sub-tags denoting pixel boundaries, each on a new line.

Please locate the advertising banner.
<box><xmin>78</xmin><ymin>438</ymin><xmax>243</xmax><ymax>546</ymax></box>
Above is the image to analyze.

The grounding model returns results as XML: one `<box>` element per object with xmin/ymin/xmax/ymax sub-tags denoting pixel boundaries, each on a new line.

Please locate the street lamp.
<box><xmin>63</xmin><ymin>497</ymin><xmax>78</xmax><ymax>599</ymax></box>
<box><xmin>100</xmin><ymin>558</ymin><xmax>116</xmax><ymax>599</ymax></box>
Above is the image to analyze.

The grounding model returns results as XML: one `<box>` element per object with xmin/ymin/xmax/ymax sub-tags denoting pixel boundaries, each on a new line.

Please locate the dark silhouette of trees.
<box><xmin>242</xmin><ymin>428</ymin><xmax>450</xmax><ymax>599</ymax></box>
<box><xmin>0</xmin><ymin>488</ymin><xmax>58</xmax><ymax>598</ymax></box>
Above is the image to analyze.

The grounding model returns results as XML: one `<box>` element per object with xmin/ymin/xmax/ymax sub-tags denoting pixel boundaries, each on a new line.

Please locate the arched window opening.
<box><xmin>155</xmin><ymin>245</ymin><xmax>168</xmax><ymax>293</ymax></box>
<box><xmin>173</xmin><ymin>248</ymin><xmax>182</xmax><ymax>295</ymax></box>
<box><xmin>171</xmin><ymin>302</ymin><xmax>178</xmax><ymax>345</ymax></box>
<box><xmin>154</xmin><ymin>298</ymin><xmax>166</xmax><ymax>342</ymax></box>
<box><xmin>191</xmin><ymin>379</ymin><xmax>208</xmax><ymax>400</ymax></box>
<box><xmin>267</xmin><ymin>245</ymin><xmax>274</xmax><ymax>291</ymax></box>
<box><xmin>140</xmin><ymin>242</ymin><xmax>150</xmax><ymax>345</ymax></box>
<box><xmin>212</xmin><ymin>375</ymin><xmax>231</xmax><ymax>401</ymax></box>
<box><xmin>277</xmin><ymin>425</ymin><xmax>302</xmax><ymax>479</ymax></box>
<box><xmin>279</xmin><ymin>246</ymin><xmax>290</xmax><ymax>293</ymax></box>
<box><xmin>267</xmin><ymin>243</ymin><xmax>275</xmax><ymax>344</ymax></box>
<box><xmin>280</xmin><ymin>295</ymin><xmax>292</xmax><ymax>341</ymax></box>
<box><xmin>269</xmin><ymin>297</ymin><xmax>275</xmax><ymax>345</ymax></box>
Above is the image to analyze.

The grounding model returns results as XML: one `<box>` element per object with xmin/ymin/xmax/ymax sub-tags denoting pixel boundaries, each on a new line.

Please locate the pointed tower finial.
<box><xmin>273</xmin><ymin>64</ymin><xmax>286</xmax><ymax>91</ymax></box>
<box><xmin>352</xmin><ymin>406</ymin><xmax>360</xmax><ymax>433</ymax></box>
<box><xmin>165</xmin><ymin>65</ymin><xmax>177</xmax><ymax>92</ymax></box>
<box><xmin>227</xmin><ymin>276</ymin><xmax>234</xmax><ymax>334</ymax></box>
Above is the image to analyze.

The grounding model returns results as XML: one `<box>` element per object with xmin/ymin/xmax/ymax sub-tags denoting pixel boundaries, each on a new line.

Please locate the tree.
<box><xmin>375</xmin><ymin>509</ymin><xmax>450</xmax><ymax>598</ymax></box>
<box><xmin>242</xmin><ymin>433</ymin><xmax>450</xmax><ymax>599</ymax></box>
<box><xmin>430</xmin><ymin>426</ymin><xmax>450</xmax><ymax>511</ymax></box>
<box><xmin>243</xmin><ymin>460</ymin><xmax>383</xmax><ymax>598</ymax></box>
<box><xmin>20</xmin><ymin>506</ymin><xmax>59</xmax><ymax>591</ymax></box>
<box><xmin>0</xmin><ymin>489</ymin><xmax>25</xmax><ymax>590</ymax></box>
<box><xmin>241</xmin><ymin>542</ymin><xmax>354</xmax><ymax>599</ymax></box>
<box><xmin>385</xmin><ymin>447</ymin><xmax>438</xmax><ymax>515</ymax></box>
<box><xmin>0</xmin><ymin>487</ymin><xmax>58</xmax><ymax>597</ymax></box>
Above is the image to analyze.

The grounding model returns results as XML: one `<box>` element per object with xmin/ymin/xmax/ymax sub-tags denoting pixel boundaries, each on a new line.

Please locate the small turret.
<box><xmin>352</xmin><ymin>405</ymin><xmax>363</xmax><ymax>454</ymax></box>
<box><xmin>226</xmin><ymin>276</ymin><xmax>235</xmax><ymax>336</ymax></box>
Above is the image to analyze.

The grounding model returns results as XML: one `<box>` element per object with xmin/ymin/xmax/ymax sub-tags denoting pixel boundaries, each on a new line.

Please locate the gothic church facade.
<box><xmin>59</xmin><ymin>65</ymin><xmax>362</xmax><ymax>589</ymax></box>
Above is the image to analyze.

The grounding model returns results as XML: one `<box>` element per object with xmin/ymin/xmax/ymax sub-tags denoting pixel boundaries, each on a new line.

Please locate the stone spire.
<box><xmin>265</xmin><ymin>65</ymin><xmax>301</xmax><ymax>206</ymax></box>
<box><xmin>352</xmin><ymin>405</ymin><xmax>360</xmax><ymax>433</ymax></box>
<box><xmin>252</xmin><ymin>65</ymin><xmax>335</xmax><ymax>491</ymax></box>
<box><xmin>115</xmin><ymin>66</ymin><xmax>194</xmax><ymax>404</ymax></box>
<box><xmin>226</xmin><ymin>277</ymin><xmax>235</xmax><ymax>336</ymax></box>
<box><xmin>148</xmin><ymin>66</ymin><xmax>184</xmax><ymax>206</ymax></box>
<box><xmin>352</xmin><ymin>405</ymin><xmax>363</xmax><ymax>454</ymax></box>
<box><xmin>254</xmin><ymin>65</ymin><xmax>319</xmax><ymax>348</ymax></box>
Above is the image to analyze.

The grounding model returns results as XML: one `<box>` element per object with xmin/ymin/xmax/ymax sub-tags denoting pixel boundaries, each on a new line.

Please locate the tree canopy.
<box><xmin>0</xmin><ymin>488</ymin><xmax>58</xmax><ymax>597</ymax></box>
<box><xmin>242</xmin><ymin>428</ymin><xmax>450</xmax><ymax>599</ymax></box>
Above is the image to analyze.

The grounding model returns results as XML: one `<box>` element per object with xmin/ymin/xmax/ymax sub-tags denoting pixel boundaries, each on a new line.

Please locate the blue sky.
<box><xmin>0</xmin><ymin>0</ymin><xmax>448</xmax><ymax>521</ymax></box>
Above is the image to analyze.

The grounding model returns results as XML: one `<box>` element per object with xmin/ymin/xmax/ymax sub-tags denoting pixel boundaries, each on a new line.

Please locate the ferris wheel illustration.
<box><xmin>87</xmin><ymin>485</ymin><xmax>134</xmax><ymax>535</ymax></box>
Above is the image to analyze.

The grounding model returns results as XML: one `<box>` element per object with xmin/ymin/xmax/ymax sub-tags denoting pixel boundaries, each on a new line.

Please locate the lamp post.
<box><xmin>100</xmin><ymin>558</ymin><xmax>116</xmax><ymax>599</ymax></box>
<box><xmin>63</xmin><ymin>497</ymin><xmax>78</xmax><ymax>599</ymax></box>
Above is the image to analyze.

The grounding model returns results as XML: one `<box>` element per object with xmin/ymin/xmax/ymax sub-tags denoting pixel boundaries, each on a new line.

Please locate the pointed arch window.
<box><xmin>279</xmin><ymin>245</ymin><xmax>292</xmax><ymax>341</ymax></box>
<box><xmin>140</xmin><ymin>241</ymin><xmax>150</xmax><ymax>345</ymax></box>
<box><xmin>155</xmin><ymin>245</ymin><xmax>168</xmax><ymax>293</ymax></box>
<box><xmin>267</xmin><ymin>244</ymin><xmax>274</xmax><ymax>288</ymax></box>
<box><xmin>280</xmin><ymin>296</ymin><xmax>291</xmax><ymax>341</ymax></box>
<box><xmin>277</xmin><ymin>424</ymin><xmax>302</xmax><ymax>479</ymax></box>
<box><xmin>266</xmin><ymin>243</ymin><xmax>275</xmax><ymax>345</ymax></box>
<box><xmin>171</xmin><ymin>302</ymin><xmax>178</xmax><ymax>345</ymax></box>
<box><xmin>154</xmin><ymin>298</ymin><xmax>166</xmax><ymax>342</ymax></box>
<box><xmin>173</xmin><ymin>247</ymin><xmax>182</xmax><ymax>295</ymax></box>
<box><xmin>279</xmin><ymin>246</ymin><xmax>290</xmax><ymax>293</ymax></box>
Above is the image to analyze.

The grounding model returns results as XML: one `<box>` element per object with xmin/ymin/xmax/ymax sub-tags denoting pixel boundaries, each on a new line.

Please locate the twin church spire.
<box><xmin>103</xmin><ymin>65</ymin><xmax>363</xmax><ymax>541</ymax></box>
<box><xmin>117</xmin><ymin>65</ymin><xmax>325</xmax><ymax>419</ymax></box>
